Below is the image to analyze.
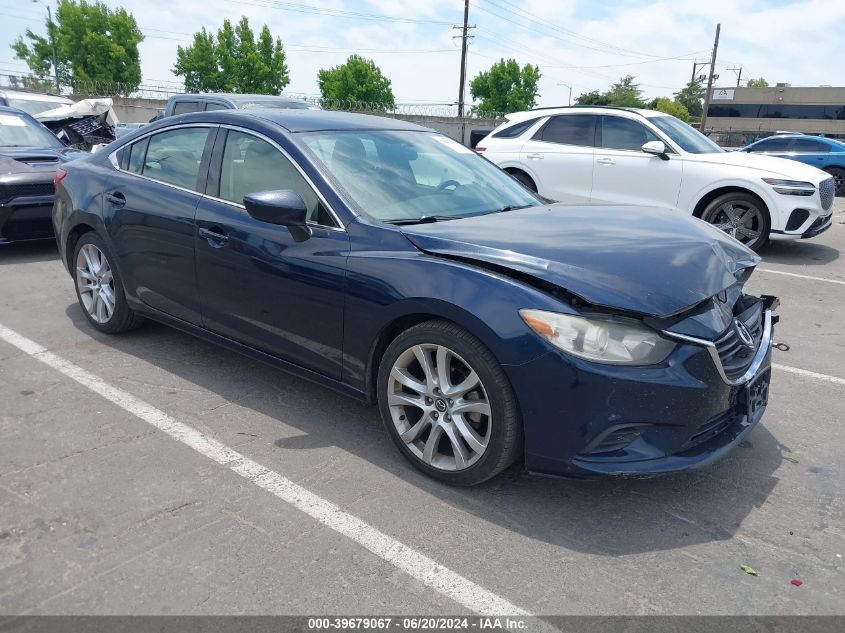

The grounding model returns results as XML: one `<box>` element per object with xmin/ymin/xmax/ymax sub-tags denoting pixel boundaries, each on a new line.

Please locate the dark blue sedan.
<box><xmin>54</xmin><ymin>110</ymin><xmax>778</xmax><ymax>484</ymax></box>
<box><xmin>740</xmin><ymin>134</ymin><xmax>845</xmax><ymax>196</ymax></box>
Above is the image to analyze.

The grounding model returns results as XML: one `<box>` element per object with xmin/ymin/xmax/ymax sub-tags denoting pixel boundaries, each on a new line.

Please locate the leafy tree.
<box><xmin>469</xmin><ymin>58</ymin><xmax>541</xmax><ymax>115</ymax></box>
<box><xmin>651</xmin><ymin>97</ymin><xmax>690</xmax><ymax>121</ymax></box>
<box><xmin>746</xmin><ymin>77</ymin><xmax>769</xmax><ymax>88</ymax></box>
<box><xmin>674</xmin><ymin>78</ymin><xmax>705</xmax><ymax>118</ymax></box>
<box><xmin>11</xmin><ymin>0</ymin><xmax>143</xmax><ymax>94</ymax></box>
<box><xmin>174</xmin><ymin>17</ymin><xmax>289</xmax><ymax>94</ymax></box>
<box><xmin>604</xmin><ymin>74</ymin><xmax>646</xmax><ymax>107</ymax></box>
<box><xmin>318</xmin><ymin>55</ymin><xmax>395</xmax><ymax>111</ymax></box>
<box><xmin>574</xmin><ymin>89</ymin><xmax>610</xmax><ymax>106</ymax></box>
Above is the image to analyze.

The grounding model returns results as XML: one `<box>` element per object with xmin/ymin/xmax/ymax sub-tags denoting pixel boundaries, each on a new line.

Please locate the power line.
<box><xmin>223</xmin><ymin>0</ymin><xmax>453</xmax><ymax>25</ymax></box>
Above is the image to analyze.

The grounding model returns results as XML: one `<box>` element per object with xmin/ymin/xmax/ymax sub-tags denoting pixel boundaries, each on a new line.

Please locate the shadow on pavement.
<box><xmin>760</xmin><ymin>239</ymin><xmax>839</xmax><ymax>267</ymax></box>
<box><xmin>65</xmin><ymin>304</ymin><xmax>786</xmax><ymax>558</ymax></box>
<box><xmin>0</xmin><ymin>241</ymin><xmax>58</xmax><ymax>266</ymax></box>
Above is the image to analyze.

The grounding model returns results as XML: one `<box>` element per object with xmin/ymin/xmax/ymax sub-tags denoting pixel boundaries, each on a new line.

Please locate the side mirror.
<box><xmin>642</xmin><ymin>140</ymin><xmax>669</xmax><ymax>160</ymax></box>
<box><xmin>243</xmin><ymin>189</ymin><xmax>312</xmax><ymax>242</ymax></box>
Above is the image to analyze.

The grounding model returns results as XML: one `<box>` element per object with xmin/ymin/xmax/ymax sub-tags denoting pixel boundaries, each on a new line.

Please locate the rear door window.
<box><xmin>533</xmin><ymin>115</ymin><xmax>596</xmax><ymax>147</ymax></box>
<box><xmin>141</xmin><ymin>127</ymin><xmax>210</xmax><ymax>191</ymax></box>
<box><xmin>790</xmin><ymin>138</ymin><xmax>830</xmax><ymax>153</ymax></box>
<box><xmin>172</xmin><ymin>100</ymin><xmax>201</xmax><ymax>115</ymax></box>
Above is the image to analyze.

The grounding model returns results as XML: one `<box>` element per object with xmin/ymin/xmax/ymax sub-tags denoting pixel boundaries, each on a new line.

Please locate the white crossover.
<box><xmin>477</xmin><ymin>106</ymin><xmax>835</xmax><ymax>251</ymax></box>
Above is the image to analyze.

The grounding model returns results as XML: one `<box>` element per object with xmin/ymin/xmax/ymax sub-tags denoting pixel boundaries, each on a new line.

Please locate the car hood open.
<box><xmin>400</xmin><ymin>204</ymin><xmax>759</xmax><ymax>318</ymax></box>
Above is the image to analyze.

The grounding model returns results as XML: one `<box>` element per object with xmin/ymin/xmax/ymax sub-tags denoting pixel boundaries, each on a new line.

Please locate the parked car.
<box><xmin>162</xmin><ymin>93</ymin><xmax>318</xmax><ymax>118</ymax></box>
<box><xmin>477</xmin><ymin>106</ymin><xmax>835</xmax><ymax>251</ymax></box>
<box><xmin>739</xmin><ymin>134</ymin><xmax>845</xmax><ymax>197</ymax></box>
<box><xmin>0</xmin><ymin>89</ymin><xmax>74</xmax><ymax>117</ymax></box>
<box><xmin>54</xmin><ymin>110</ymin><xmax>778</xmax><ymax>485</ymax></box>
<box><xmin>0</xmin><ymin>106</ymin><xmax>83</xmax><ymax>244</ymax></box>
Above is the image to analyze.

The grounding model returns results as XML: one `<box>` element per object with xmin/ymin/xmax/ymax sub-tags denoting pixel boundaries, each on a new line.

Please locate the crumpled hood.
<box><xmin>687</xmin><ymin>150</ymin><xmax>828</xmax><ymax>181</ymax></box>
<box><xmin>400</xmin><ymin>204</ymin><xmax>760</xmax><ymax>318</ymax></box>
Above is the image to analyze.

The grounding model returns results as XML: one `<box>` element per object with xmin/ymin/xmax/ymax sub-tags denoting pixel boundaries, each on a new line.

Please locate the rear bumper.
<box><xmin>505</xmin><ymin>309</ymin><xmax>774</xmax><ymax>479</ymax></box>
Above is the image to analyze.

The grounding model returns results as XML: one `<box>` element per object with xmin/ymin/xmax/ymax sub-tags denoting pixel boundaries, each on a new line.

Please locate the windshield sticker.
<box><xmin>0</xmin><ymin>115</ymin><xmax>26</xmax><ymax>127</ymax></box>
<box><xmin>433</xmin><ymin>135</ymin><xmax>473</xmax><ymax>154</ymax></box>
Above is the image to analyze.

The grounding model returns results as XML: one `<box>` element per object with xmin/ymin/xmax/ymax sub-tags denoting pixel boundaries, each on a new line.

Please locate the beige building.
<box><xmin>705</xmin><ymin>84</ymin><xmax>845</xmax><ymax>141</ymax></box>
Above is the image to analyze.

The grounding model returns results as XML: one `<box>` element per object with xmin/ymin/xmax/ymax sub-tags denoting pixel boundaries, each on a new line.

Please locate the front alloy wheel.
<box><xmin>701</xmin><ymin>192</ymin><xmax>770</xmax><ymax>252</ymax></box>
<box><xmin>377</xmin><ymin>320</ymin><xmax>522</xmax><ymax>485</ymax></box>
<box><xmin>388</xmin><ymin>344</ymin><xmax>492</xmax><ymax>471</ymax></box>
<box><xmin>76</xmin><ymin>243</ymin><xmax>115</xmax><ymax>324</ymax></box>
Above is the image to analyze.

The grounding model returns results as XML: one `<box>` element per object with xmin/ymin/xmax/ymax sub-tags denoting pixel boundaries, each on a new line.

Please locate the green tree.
<box><xmin>674</xmin><ymin>78</ymin><xmax>705</xmax><ymax>118</ymax></box>
<box><xmin>604</xmin><ymin>74</ymin><xmax>646</xmax><ymax>107</ymax></box>
<box><xmin>469</xmin><ymin>58</ymin><xmax>541</xmax><ymax>115</ymax></box>
<box><xmin>574</xmin><ymin>89</ymin><xmax>610</xmax><ymax>106</ymax></box>
<box><xmin>11</xmin><ymin>0</ymin><xmax>143</xmax><ymax>94</ymax></box>
<box><xmin>318</xmin><ymin>55</ymin><xmax>395</xmax><ymax>111</ymax></box>
<box><xmin>746</xmin><ymin>77</ymin><xmax>769</xmax><ymax>88</ymax></box>
<box><xmin>173</xmin><ymin>17</ymin><xmax>289</xmax><ymax>94</ymax></box>
<box><xmin>651</xmin><ymin>97</ymin><xmax>690</xmax><ymax>121</ymax></box>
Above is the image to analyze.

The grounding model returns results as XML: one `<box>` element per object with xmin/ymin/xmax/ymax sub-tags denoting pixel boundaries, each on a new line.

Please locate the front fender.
<box><xmin>342</xmin><ymin>222</ymin><xmax>570</xmax><ymax>395</ymax></box>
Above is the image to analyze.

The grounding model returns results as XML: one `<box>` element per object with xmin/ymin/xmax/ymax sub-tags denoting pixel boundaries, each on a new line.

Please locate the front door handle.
<box><xmin>105</xmin><ymin>191</ymin><xmax>126</xmax><ymax>207</ymax></box>
<box><xmin>199</xmin><ymin>226</ymin><xmax>229</xmax><ymax>247</ymax></box>
<box><xmin>526</xmin><ymin>153</ymin><xmax>544</xmax><ymax>160</ymax></box>
<box><xmin>596</xmin><ymin>157</ymin><xmax>616</xmax><ymax>166</ymax></box>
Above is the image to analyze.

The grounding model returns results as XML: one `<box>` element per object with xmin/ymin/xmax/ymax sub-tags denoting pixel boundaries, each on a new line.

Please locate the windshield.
<box><xmin>0</xmin><ymin>111</ymin><xmax>63</xmax><ymax>148</ymax></box>
<box><xmin>238</xmin><ymin>99</ymin><xmax>311</xmax><ymax>110</ymax></box>
<box><xmin>299</xmin><ymin>130</ymin><xmax>540</xmax><ymax>222</ymax></box>
<box><xmin>6</xmin><ymin>97</ymin><xmax>70</xmax><ymax>116</ymax></box>
<box><xmin>649</xmin><ymin>115</ymin><xmax>723</xmax><ymax>154</ymax></box>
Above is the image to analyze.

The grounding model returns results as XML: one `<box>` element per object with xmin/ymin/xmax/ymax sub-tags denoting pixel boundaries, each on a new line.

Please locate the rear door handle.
<box><xmin>596</xmin><ymin>157</ymin><xmax>616</xmax><ymax>166</ymax></box>
<box><xmin>198</xmin><ymin>226</ymin><xmax>229</xmax><ymax>247</ymax></box>
<box><xmin>526</xmin><ymin>153</ymin><xmax>544</xmax><ymax>160</ymax></box>
<box><xmin>105</xmin><ymin>191</ymin><xmax>126</xmax><ymax>207</ymax></box>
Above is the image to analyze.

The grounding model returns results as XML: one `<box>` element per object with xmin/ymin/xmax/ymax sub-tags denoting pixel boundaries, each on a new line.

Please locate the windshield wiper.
<box><xmin>481</xmin><ymin>204</ymin><xmax>534</xmax><ymax>215</ymax></box>
<box><xmin>383</xmin><ymin>215</ymin><xmax>457</xmax><ymax>225</ymax></box>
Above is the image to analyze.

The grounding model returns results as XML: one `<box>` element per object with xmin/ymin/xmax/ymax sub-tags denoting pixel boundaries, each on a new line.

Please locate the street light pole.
<box><xmin>34</xmin><ymin>0</ymin><xmax>60</xmax><ymax>93</ymax></box>
<box><xmin>557</xmin><ymin>82</ymin><xmax>572</xmax><ymax>106</ymax></box>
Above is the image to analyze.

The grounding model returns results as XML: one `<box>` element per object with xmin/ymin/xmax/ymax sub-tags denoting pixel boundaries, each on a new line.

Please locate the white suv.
<box><xmin>477</xmin><ymin>106</ymin><xmax>835</xmax><ymax>251</ymax></box>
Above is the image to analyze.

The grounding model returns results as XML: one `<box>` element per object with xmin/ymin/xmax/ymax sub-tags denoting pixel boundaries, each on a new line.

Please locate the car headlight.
<box><xmin>762</xmin><ymin>178</ymin><xmax>815</xmax><ymax>196</ymax></box>
<box><xmin>519</xmin><ymin>309</ymin><xmax>676</xmax><ymax>366</ymax></box>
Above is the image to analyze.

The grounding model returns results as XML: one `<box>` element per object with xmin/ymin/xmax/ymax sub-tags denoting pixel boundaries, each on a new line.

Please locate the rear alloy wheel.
<box><xmin>377</xmin><ymin>320</ymin><xmax>522</xmax><ymax>485</ymax></box>
<box><xmin>825</xmin><ymin>167</ymin><xmax>845</xmax><ymax>196</ymax></box>
<box><xmin>73</xmin><ymin>233</ymin><xmax>143</xmax><ymax>334</ymax></box>
<box><xmin>700</xmin><ymin>192</ymin><xmax>770</xmax><ymax>252</ymax></box>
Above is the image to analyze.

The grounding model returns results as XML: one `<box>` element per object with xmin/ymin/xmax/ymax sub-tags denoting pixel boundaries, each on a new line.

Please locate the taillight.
<box><xmin>474</xmin><ymin>146</ymin><xmax>486</xmax><ymax>153</ymax></box>
<box><xmin>53</xmin><ymin>168</ymin><xmax>67</xmax><ymax>188</ymax></box>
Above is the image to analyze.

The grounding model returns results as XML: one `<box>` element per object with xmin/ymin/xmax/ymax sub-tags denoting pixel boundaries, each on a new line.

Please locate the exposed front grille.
<box><xmin>0</xmin><ymin>182</ymin><xmax>54</xmax><ymax>202</ymax></box>
<box><xmin>819</xmin><ymin>177</ymin><xmax>835</xmax><ymax>211</ymax></box>
<box><xmin>714</xmin><ymin>300</ymin><xmax>764</xmax><ymax>381</ymax></box>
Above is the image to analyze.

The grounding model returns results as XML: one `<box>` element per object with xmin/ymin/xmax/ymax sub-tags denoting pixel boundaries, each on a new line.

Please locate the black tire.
<box><xmin>824</xmin><ymin>166</ymin><xmax>845</xmax><ymax>196</ymax></box>
<box><xmin>377</xmin><ymin>320</ymin><xmax>523</xmax><ymax>486</ymax></box>
<box><xmin>509</xmin><ymin>170</ymin><xmax>537</xmax><ymax>193</ymax></box>
<box><xmin>72</xmin><ymin>232</ymin><xmax>144</xmax><ymax>334</ymax></box>
<box><xmin>700</xmin><ymin>191</ymin><xmax>771</xmax><ymax>252</ymax></box>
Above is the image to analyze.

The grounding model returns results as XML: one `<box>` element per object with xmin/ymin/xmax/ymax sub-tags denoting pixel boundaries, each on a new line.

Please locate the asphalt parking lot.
<box><xmin>1</xmin><ymin>201</ymin><xmax>843</xmax><ymax>618</ymax></box>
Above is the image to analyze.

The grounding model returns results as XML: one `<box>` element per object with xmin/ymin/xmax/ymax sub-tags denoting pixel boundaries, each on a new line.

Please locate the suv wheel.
<box><xmin>377</xmin><ymin>320</ymin><xmax>522</xmax><ymax>485</ymax></box>
<box><xmin>700</xmin><ymin>192</ymin><xmax>770</xmax><ymax>252</ymax></box>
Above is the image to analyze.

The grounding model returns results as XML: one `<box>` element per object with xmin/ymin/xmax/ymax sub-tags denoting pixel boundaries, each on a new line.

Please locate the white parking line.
<box><xmin>774</xmin><ymin>363</ymin><xmax>845</xmax><ymax>386</ymax></box>
<box><xmin>0</xmin><ymin>323</ymin><xmax>532</xmax><ymax>618</ymax></box>
<box><xmin>757</xmin><ymin>268</ymin><xmax>845</xmax><ymax>285</ymax></box>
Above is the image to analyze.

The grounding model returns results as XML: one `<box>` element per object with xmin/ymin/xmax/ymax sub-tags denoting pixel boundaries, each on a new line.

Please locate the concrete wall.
<box><xmin>100</xmin><ymin>97</ymin><xmax>504</xmax><ymax>144</ymax></box>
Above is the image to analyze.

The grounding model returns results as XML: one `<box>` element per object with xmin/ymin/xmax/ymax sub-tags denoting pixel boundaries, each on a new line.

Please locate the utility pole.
<box><xmin>699</xmin><ymin>23</ymin><xmax>721</xmax><ymax>133</ymax></box>
<box><xmin>728</xmin><ymin>65</ymin><xmax>743</xmax><ymax>87</ymax></box>
<box><xmin>33</xmin><ymin>0</ymin><xmax>60</xmax><ymax>93</ymax></box>
<box><xmin>455</xmin><ymin>0</ymin><xmax>471</xmax><ymax>118</ymax></box>
<box><xmin>557</xmin><ymin>82</ymin><xmax>572</xmax><ymax>106</ymax></box>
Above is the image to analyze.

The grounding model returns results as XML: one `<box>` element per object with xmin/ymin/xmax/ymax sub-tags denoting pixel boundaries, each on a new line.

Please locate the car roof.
<box><xmin>0</xmin><ymin>105</ymin><xmax>34</xmax><ymax>116</ymax></box>
<box><xmin>172</xmin><ymin>93</ymin><xmax>309</xmax><ymax>105</ymax></box>
<box><xmin>503</xmin><ymin>105</ymin><xmax>662</xmax><ymax>123</ymax></box>
<box><xmin>0</xmin><ymin>90</ymin><xmax>73</xmax><ymax>103</ymax></box>
<box><xmin>161</xmin><ymin>109</ymin><xmax>432</xmax><ymax>133</ymax></box>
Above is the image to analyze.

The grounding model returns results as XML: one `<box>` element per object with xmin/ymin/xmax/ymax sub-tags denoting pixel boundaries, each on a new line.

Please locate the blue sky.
<box><xmin>1</xmin><ymin>0</ymin><xmax>844</xmax><ymax>107</ymax></box>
